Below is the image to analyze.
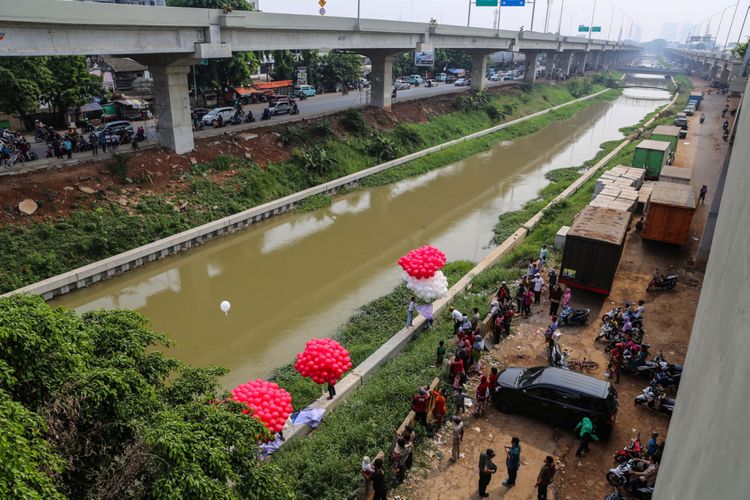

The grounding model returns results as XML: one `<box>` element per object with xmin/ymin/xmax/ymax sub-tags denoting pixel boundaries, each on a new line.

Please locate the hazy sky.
<box><xmin>257</xmin><ymin>0</ymin><xmax>749</xmax><ymax>44</ymax></box>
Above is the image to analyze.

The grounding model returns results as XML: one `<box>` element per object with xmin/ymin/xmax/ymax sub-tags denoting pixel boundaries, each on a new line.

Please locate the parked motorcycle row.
<box><xmin>0</xmin><ymin>128</ymin><xmax>38</xmax><ymax>167</ymax></box>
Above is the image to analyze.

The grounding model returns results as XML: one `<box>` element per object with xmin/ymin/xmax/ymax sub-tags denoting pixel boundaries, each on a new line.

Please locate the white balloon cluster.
<box><xmin>402</xmin><ymin>270</ymin><xmax>449</xmax><ymax>302</ymax></box>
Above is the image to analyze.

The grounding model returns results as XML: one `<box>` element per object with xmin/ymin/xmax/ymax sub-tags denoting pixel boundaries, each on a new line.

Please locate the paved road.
<box><xmin>11</xmin><ymin>79</ymin><xmax>512</xmax><ymax>175</ymax></box>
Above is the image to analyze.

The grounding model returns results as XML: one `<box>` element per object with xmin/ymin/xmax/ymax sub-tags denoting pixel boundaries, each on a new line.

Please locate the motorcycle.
<box><xmin>613</xmin><ymin>434</ymin><xmax>644</xmax><ymax>464</ymax></box>
<box><xmin>548</xmin><ymin>341</ymin><xmax>569</xmax><ymax>369</ymax></box>
<box><xmin>597</xmin><ymin>321</ymin><xmax>620</xmax><ymax>343</ymax></box>
<box><xmin>602</xmin><ymin>306</ymin><xmax>623</xmax><ymax>324</ymax></box>
<box><xmin>723</xmin><ymin>129</ymin><xmax>729</xmax><ymax>141</ymax></box>
<box><xmin>634</xmin><ymin>384</ymin><xmax>675</xmax><ymax>416</ymax></box>
<box><xmin>699</xmin><ymin>114</ymin><xmax>705</xmax><ymax>124</ymax></box>
<box><xmin>647</xmin><ymin>270</ymin><xmax>678</xmax><ymax>291</ymax></box>
<box><xmin>244</xmin><ymin>110</ymin><xmax>256</xmax><ymax>123</ymax></box>
<box><xmin>606</xmin><ymin>459</ymin><xmax>654</xmax><ymax>498</ymax></box>
<box><xmin>559</xmin><ymin>305</ymin><xmax>590</xmax><ymax>326</ymax></box>
<box><xmin>261</xmin><ymin>108</ymin><xmax>272</xmax><ymax>121</ymax></box>
<box><xmin>230</xmin><ymin>111</ymin><xmax>244</xmax><ymax>126</ymax></box>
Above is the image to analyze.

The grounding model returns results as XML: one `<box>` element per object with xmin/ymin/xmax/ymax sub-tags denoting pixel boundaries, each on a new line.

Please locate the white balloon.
<box><xmin>220</xmin><ymin>300</ymin><xmax>231</xmax><ymax>315</ymax></box>
<box><xmin>403</xmin><ymin>271</ymin><xmax>449</xmax><ymax>302</ymax></box>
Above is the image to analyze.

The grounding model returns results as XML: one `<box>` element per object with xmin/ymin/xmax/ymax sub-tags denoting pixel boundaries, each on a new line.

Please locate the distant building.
<box><xmin>90</xmin><ymin>56</ymin><xmax>151</xmax><ymax>92</ymax></box>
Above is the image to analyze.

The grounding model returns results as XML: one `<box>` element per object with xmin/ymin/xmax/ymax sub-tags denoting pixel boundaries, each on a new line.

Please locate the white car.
<box><xmin>454</xmin><ymin>78</ymin><xmax>470</xmax><ymax>86</ymax></box>
<box><xmin>394</xmin><ymin>80</ymin><xmax>411</xmax><ymax>90</ymax></box>
<box><xmin>202</xmin><ymin>107</ymin><xmax>235</xmax><ymax>126</ymax></box>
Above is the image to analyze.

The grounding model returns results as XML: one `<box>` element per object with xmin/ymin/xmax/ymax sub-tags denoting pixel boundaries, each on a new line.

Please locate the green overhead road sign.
<box><xmin>476</xmin><ymin>0</ymin><xmax>499</xmax><ymax>6</ymax></box>
<box><xmin>592</xmin><ymin>26</ymin><xmax>602</xmax><ymax>32</ymax></box>
<box><xmin>578</xmin><ymin>26</ymin><xmax>602</xmax><ymax>33</ymax></box>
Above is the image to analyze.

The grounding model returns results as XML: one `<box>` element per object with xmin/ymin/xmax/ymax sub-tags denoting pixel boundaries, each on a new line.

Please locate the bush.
<box><xmin>452</xmin><ymin>92</ymin><xmax>490</xmax><ymax>112</ymax></box>
<box><xmin>107</xmin><ymin>153</ymin><xmax>130</xmax><ymax>182</ymax></box>
<box><xmin>368</xmin><ymin>134</ymin><xmax>398</xmax><ymax>162</ymax></box>
<box><xmin>568</xmin><ymin>78</ymin><xmax>594</xmax><ymax>98</ymax></box>
<box><xmin>281</xmin><ymin>126</ymin><xmax>307</xmax><ymax>146</ymax></box>
<box><xmin>296</xmin><ymin>145</ymin><xmax>337</xmax><ymax>177</ymax></box>
<box><xmin>484</xmin><ymin>104</ymin><xmax>503</xmax><ymax>122</ymax></box>
<box><xmin>340</xmin><ymin>109</ymin><xmax>368</xmax><ymax>135</ymax></box>
<box><xmin>310</xmin><ymin>119</ymin><xmax>334</xmax><ymax>139</ymax></box>
<box><xmin>393</xmin><ymin>124</ymin><xmax>423</xmax><ymax>148</ymax></box>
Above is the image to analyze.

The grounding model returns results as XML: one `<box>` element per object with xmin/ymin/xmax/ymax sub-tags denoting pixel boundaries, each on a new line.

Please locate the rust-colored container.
<box><xmin>642</xmin><ymin>182</ymin><xmax>696</xmax><ymax>245</ymax></box>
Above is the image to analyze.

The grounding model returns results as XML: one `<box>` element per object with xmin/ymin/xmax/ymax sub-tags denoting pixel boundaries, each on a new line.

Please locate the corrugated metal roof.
<box><xmin>651</xmin><ymin>181</ymin><xmax>696</xmax><ymax>208</ymax></box>
<box><xmin>568</xmin><ymin>206</ymin><xmax>631</xmax><ymax>245</ymax></box>
<box><xmin>637</xmin><ymin>139</ymin><xmax>671</xmax><ymax>151</ymax></box>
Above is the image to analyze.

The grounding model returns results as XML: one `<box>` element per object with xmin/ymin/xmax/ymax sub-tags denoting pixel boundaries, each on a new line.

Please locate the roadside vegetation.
<box><xmin>0</xmin><ymin>76</ymin><xmax>619</xmax><ymax>293</ymax></box>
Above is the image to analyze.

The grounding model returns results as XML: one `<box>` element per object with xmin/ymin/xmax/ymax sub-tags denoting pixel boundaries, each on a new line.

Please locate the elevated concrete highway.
<box><xmin>0</xmin><ymin>0</ymin><xmax>639</xmax><ymax>153</ymax></box>
<box><xmin>667</xmin><ymin>48</ymin><xmax>741</xmax><ymax>84</ymax></box>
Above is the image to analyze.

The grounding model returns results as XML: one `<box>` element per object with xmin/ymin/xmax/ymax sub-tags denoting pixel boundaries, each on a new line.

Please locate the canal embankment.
<box><xmin>1</xmin><ymin>78</ymin><xmax>620</xmax><ymax>298</ymax></box>
<box><xmin>269</xmin><ymin>89</ymin><xmax>682</xmax><ymax>499</ymax></box>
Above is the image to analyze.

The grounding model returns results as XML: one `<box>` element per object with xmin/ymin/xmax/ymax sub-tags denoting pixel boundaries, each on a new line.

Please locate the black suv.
<box><xmin>492</xmin><ymin>366</ymin><xmax>618</xmax><ymax>436</ymax></box>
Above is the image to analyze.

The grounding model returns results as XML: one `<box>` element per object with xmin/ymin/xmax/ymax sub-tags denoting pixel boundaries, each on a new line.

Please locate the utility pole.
<box><xmin>724</xmin><ymin>2</ymin><xmax>740</xmax><ymax>52</ymax></box>
<box><xmin>587</xmin><ymin>0</ymin><xmax>598</xmax><ymax>44</ymax></box>
<box><xmin>544</xmin><ymin>0</ymin><xmax>553</xmax><ymax>33</ymax></box>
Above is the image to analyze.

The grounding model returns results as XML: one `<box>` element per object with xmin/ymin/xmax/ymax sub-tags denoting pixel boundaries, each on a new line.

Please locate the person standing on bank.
<box><xmin>449</xmin><ymin>307</ymin><xmax>463</xmax><ymax>335</ymax></box>
<box><xmin>327</xmin><ymin>381</ymin><xmax>336</xmax><ymax>400</ymax></box>
<box><xmin>478</xmin><ymin>448</ymin><xmax>497</xmax><ymax>497</ymax></box>
<box><xmin>548</xmin><ymin>268</ymin><xmax>558</xmax><ymax>298</ymax></box>
<box><xmin>371</xmin><ymin>458</ymin><xmax>387</xmax><ymax>500</ymax></box>
<box><xmin>533</xmin><ymin>273</ymin><xmax>545</xmax><ymax>305</ymax></box>
<box><xmin>699</xmin><ymin>185</ymin><xmax>708</xmax><ymax>204</ymax></box>
<box><xmin>451</xmin><ymin>415</ymin><xmax>464</xmax><ymax>462</ymax></box>
<box><xmin>406</xmin><ymin>296</ymin><xmax>416</xmax><ymax>328</ymax></box>
<box><xmin>535</xmin><ymin>456</ymin><xmax>556</xmax><ymax>500</ymax></box>
<box><xmin>539</xmin><ymin>245</ymin><xmax>548</xmax><ymax>269</ymax></box>
<box><xmin>503</xmin><ymin>437</ymin><xmax>521</xmax><ymax>487</ymax></box>
<box><xmin>575</xmin><ymin>416</ymin><xmax>598</xmax><ymax>457</ymax></box>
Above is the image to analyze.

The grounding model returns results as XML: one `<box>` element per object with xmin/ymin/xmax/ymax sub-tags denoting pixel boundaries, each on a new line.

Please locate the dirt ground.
<box><xmin>0</xmin><ymin>86</ymin><xmax>520</xmax><ymax>223</ymax></box>
<box><xmin>396</xmin><ymin>78</ymin><xmax>728</xmax><ymax>500</ymax></box>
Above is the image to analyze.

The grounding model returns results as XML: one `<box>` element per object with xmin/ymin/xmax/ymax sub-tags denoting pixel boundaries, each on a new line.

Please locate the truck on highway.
<box><xmin>688</xmin><ymin>91</ymin><xmax>703</xmax><ymax>110</ymax></box>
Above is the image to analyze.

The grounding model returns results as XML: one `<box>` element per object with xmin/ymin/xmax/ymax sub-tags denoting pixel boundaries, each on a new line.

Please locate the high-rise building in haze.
<box><xmin>660</xmin><ymin>22</ymin><xmax>679</xmax><ymax>41</ymax></box>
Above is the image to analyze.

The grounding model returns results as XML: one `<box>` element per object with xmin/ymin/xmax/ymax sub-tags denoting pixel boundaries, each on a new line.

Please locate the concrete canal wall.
<box><xmin>3</xmin><ymin>88</ymin><xmax>614</xmax><ymax>301</ymax></box>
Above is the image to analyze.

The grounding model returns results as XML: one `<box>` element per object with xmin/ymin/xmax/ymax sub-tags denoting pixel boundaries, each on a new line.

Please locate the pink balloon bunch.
<box><xmin>397</xmin><ymin>245</ymin><xmax>447</xmax><ymax>280</ymax></box>
<box><xmin>294</xmin><ymin>338</ymin><xmax>352</xmax><ymax>385</ymax></box>
<box><xmin>231</xmin><ymin>379</ymin><xmax>293</xmax><ymax>434</ymax></box>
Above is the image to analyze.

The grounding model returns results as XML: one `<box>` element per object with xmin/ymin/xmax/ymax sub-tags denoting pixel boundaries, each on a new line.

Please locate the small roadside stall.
<box><xmin>253</xmin><ymin>80</ymin><xmax>294</xmax><ymax>99</ymax></box>
<box><xmin>632</xmin><ymin>139</ymin><xmax>671</xmax><ymax>180</ymax></box>
<box><xmin>642</xmin><ymin>182</ymin><xmax>696</xmax><ymax>245</ymax></box>
<box><xmin>559</xmin><ymin>206</ymin><xmax>631</xmax><ymax>295</ymax></box>
<box><xmin>116</xmin><ymin>99</ymin><xmax>151</xmax><ymax>121</ymax></box>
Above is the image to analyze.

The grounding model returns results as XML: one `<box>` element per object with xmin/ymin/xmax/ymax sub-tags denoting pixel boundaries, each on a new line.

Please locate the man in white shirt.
<box><xmin>533</xmin><ymin>273</ymin><xmax>544</xmax><ymax>305</ymax></box>
<box><xmin>449</xmin><ymin>307</ymin><xmax>463</xmax><ymax>335</ymax></box>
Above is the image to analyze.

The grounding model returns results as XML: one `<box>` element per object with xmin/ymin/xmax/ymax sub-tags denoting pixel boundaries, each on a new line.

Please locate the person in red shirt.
<box><xmin>411</xmin><ymin>388</ymin><xmax>429</xmax><ymax>427</ymax></box>
<box><xmin>431</xmin><ymin>388</ymin><xmax>447</xmax><ymax>429</ymax></box>
<box><xmin>488</xmin><ymin>366</ymin><xmax>499</xmax><ymax>392</ymax></box>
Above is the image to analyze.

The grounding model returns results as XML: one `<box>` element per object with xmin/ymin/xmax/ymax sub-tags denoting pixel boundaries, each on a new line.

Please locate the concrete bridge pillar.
<box><xmin>366</xmin><ymin>51</ymin><xmax>401</xmax><ymax>110</ymax></box>
<box><xmin>469</xmin><ymin>51</ymin><xmax>490</xmax><ymax>91</ymax></box>
<box><xmin>558</xmin><ymin>51</ymin><xmax>574</xmax><ymax>77</ymax></box>
<box><xmin>149</xmin><ymin>62</ymin><xmax>194</xmax><ymax>155</ymax></box>
<box><xmin>593</xmin><ymin>50</ymin><xmax>601</xmax><ymax>70</ymax></box>
<box><xmin>522</xmin><ymin>50</ymin><xmax>540</xmax><ymax>83</ymax></box>
<box><xmin>576</xmin><ymin>52</ymin><xmax>588</xmax><ymax>75</ymax></box>
<box><xmin>545</xmin><ymin>51</ymin><xmax>557</xmax><ymax>78</ymax></box>
<box><xmin>720</xmin><ymin>66</ymin><xmax>732</xmax><ymax>84</ymax></box>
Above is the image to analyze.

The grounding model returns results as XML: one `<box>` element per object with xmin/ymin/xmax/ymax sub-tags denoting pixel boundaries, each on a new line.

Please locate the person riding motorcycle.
<box><xmin>699</xmin><ymin>113</ymin><xmax>705</xmax><ymax>124</ymax></box>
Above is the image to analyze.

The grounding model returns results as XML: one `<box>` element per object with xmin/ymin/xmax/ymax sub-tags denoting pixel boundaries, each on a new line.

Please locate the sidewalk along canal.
<box><xmin>0</xmin><ymin>75</ymin><xmax>621</xmax><ymax>296</ymax></box>
<box><xmin>267</xmin><ymin>90</ymin><xmax>682</xmax><ymax>499</ymax></box>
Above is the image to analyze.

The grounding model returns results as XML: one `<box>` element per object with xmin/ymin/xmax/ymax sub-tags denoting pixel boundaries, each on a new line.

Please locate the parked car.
<box><xmin>489</xmin><ymin>73</ymin><xmax>503</xmax><ymax>81</ymax></box>
<box><xmin>408</xmin><ymin>75</ymin><xmax>424</xmax><ymax>85</ymax></box>
<box><xmin>436</xmin><ymin>73</ymin><xmax>447</xmax><ymax>82</ymax></box>
<box><xmin>94</xmin><ymin>120</ymin><xmax>133</xmax><ymax>138</ymax></box>
<box><xmin>454</xmin><ymin>78</ymin><xmax>470</xmax><ymax>86</ymax></box>
<box><xmin>674</xmin><ymin>112</ymin><xmax>688</xmax><ymax>130</ymax></box>
<box><xmin>266</xmin><ymin>100</ymin><xmax>298</xmax><ymax>116</ymax></box>
<box><xmin>492</xmin><ymin>366</ymin><xmax>618</xmax><ymax>436</ymax></box>
<box><xmin>291</xmin><ymin>85</ymin><xmax>316</xmax><ymax>98</ymax></box>
<box><xmin>202</xmin><ymin>107</ymin><xmax>236</xmax><ymax>126</ymax></box>
<box><xmin>683</xmin><ymin>106</ymin><xmax>695</xmax><ymax>116</ymax></box>
<box><xmin>191</xmin><ymin>108</ymin><xmax>210</xmax><ymax>122</ymax></box>
<box><xmin>446</xmin><ymin>75</ymin><xmax>458</xmax><ymax>83</ymax></box>
<box><xmin>394</xmin><ymin>80</ymin><xmax>411</xmax><ymax>90</ymax></box>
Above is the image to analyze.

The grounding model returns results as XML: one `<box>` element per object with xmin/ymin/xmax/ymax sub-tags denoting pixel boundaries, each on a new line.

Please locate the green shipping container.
<box><xmin>650</xmin><ymin>125</ymin><xmax>681</xmax><ymax>153</ymax></box>
<box><xmin>632</xmin><ymin>139</ymin><xmax>671</xmax><ymax>179</ymax></box>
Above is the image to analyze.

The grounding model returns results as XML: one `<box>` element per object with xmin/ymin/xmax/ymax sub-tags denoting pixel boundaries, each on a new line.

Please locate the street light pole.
<box><xmin>736</xmin><ymin>5</ymin><xmax>750</xmax><ymax>49</ymax></box>
<box><xmin>531</xmin><ymin>0</ymin><xmax>538</xmax><ymax>31</ymax></box>
<box><xmin>723</xmin><ymin>2</ymin><xmax>741</xmax><ymax>52</ymax></box>
<box><xmin>714</xmin><ymin>4</ymin><xmax>737</xmax><ymax>52</ymax></box>
<box><xmin>467</xmin><ymin>0</ymin><xmax>472</xmax><ymax>27</ymax></box>
<box><xmin>605</xmin><ymin>1</ymin><xmax>615</xmax><ymax>41</ymax></box>
<box><xmin>587</xmin><ymin>0</ymin><xmax>598</xmax><ymax>44</ymax></box>
<box><xmin>557</xmin><ymin>0</ymin><xmax>566</xmax><ymax>36</ymax></box>
<box><xmin>355</xmin><ymin>0</ymin><xmax>361</xmax><ymax>30</ymax></box>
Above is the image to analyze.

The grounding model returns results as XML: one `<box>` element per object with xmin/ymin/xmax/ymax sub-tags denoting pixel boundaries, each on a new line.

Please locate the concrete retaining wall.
<box><xmin>3</xmin><ymin>88</ymin><xmax>613</xmax><ymax>301</ymax></box>
<box><xmin>275</xmin><ymin>88</ymin><xmax>681</xmax><ymax>448</ymax></box>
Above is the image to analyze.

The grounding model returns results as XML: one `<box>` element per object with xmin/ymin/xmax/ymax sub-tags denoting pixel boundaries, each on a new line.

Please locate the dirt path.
<box><xmin>399</xmin><ymin>78</ymin><xmax>727</xmax><ymax>500</ymax></box>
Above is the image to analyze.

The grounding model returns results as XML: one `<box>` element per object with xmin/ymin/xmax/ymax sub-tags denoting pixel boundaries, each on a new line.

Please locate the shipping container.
<box><xmin>650</xmin><ymin>125</ymin><xmax>681</xmax><ymax>152</ymax></box>
<box><xmin>642</xmin><ymin>182</ymin><xmax>696</xmax><ymax>245</ymax></box>
<box><xmin>560</xmin><ymin>206</ymin><xmax>632</xmax><ymax>295</ymax></box>
<box><xmin>632</xmin><ymin>140</ymin><xmax>671</xmax><ymax>180</ymax></box>
<box><xmin>659</xmin><ymin>165</ymin><xmax>692</xmax><ymax>185</ymax></box>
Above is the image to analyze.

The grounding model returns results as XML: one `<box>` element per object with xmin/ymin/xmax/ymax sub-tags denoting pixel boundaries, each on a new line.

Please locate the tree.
<box><xmin>0</xmin><ymin>58</ymin><xmax>52</xmax><ymax>119</ymax></box>
<box><xmin>0</xmin><ymin>295</ymin><xmax>294</xmax><ymax>498</ymax></box>
<box><xmin>42</xmin><ymin>56</ymin><xmax>103</xmax><ymax>123</ymax></box>
<box><xmin>271</xmin><ymin>50</ymin><xmax>298</xmax><ymax>81</ymax></box>
<box><xmin>319</xmin><ymin>52</ymin><xmax>363</xmax><ymax>87</ymax></box>
<box><xmin>734</xmin><ymin>37</ymin><xmax>749</xmax><ymax>59</ymax></box>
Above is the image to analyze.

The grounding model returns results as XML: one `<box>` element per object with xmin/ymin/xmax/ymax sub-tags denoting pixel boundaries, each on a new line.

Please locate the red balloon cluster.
<box><xmin>398</xmin><ymin>245</ymin><xmax>447</xmax><ymax>280</ymax></box>
<box><xmin>294</xmin><ymin>338</ymin><xmax>352</xmax><ymax>385</ymax></box>
<box><xmin>231</xmin><ymin>379</ymin><xmax>293</xmax><ymax>434</ymax></box>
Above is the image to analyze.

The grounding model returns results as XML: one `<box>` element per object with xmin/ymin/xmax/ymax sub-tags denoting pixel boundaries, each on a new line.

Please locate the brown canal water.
<box><xmin>54</xmin><ymin>90</ymin><xmax>670</xmax><ymax>388</ymax></box>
